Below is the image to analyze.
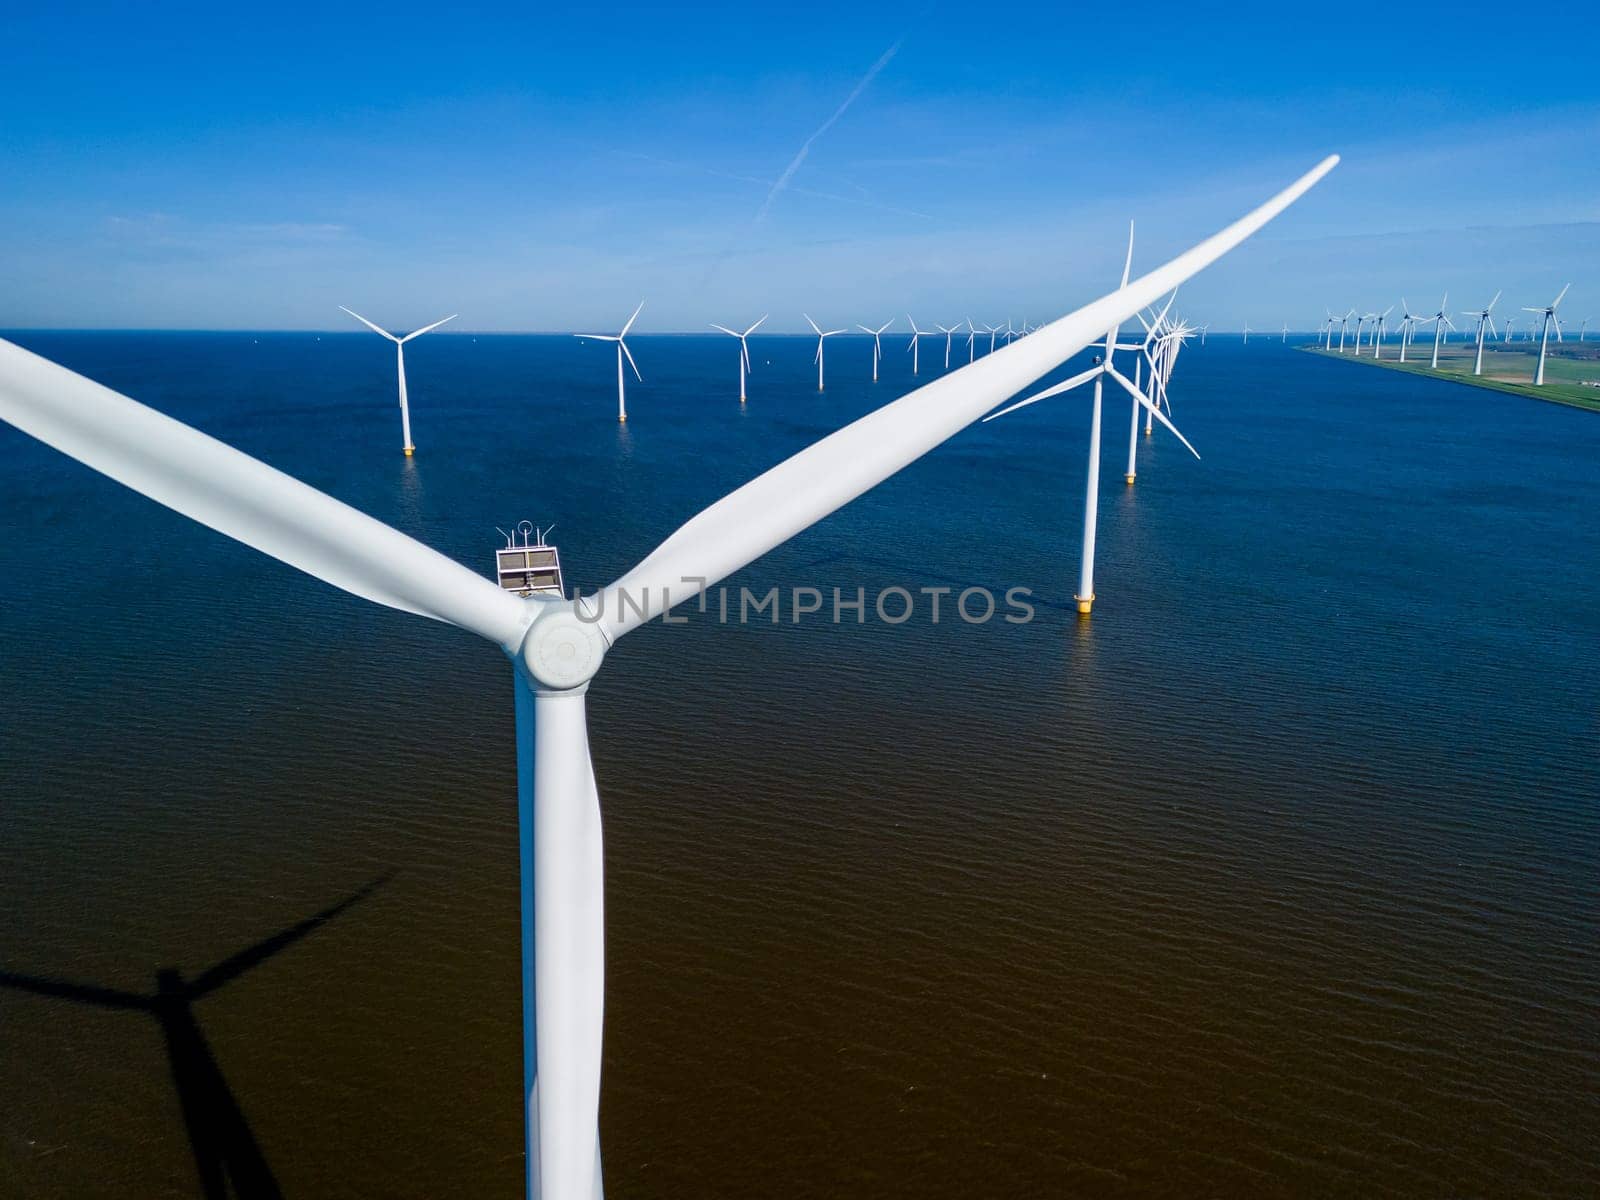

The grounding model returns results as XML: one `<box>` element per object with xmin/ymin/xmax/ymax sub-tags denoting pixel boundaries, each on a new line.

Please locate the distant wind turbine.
<box><xmin>575</xmin><ymin>302</ymin><xmax>644</xmax><ymax>423</ymax></box>
<box><xmin>1370</xmin><ymin>305</ymin><xmax>1394</xmax><ymax>359</ymax></box>
<box><xmin>983</xmin><ymin>223</ymin><xmax>1198</xmax><ymax>615</ymax></box>
<box><xmin>1281</xmin><ymin>322</ymin><xmax>1289</xmax><ymax>343</ymax></box>
<box><xmin>340</xmin><ymin>307</ymin><xmax>457</xmax><ymax>455</ymax></box>
<box><xmin>1242</xmin><ymin>322</ymin><xmax>1252</xmax><ymax>346</ymax></box>
<box><xmin>1462</xmin><ymin>292</ymin><xmax>1500</xmax><ymax>376</ymax></box>
<box><xmin>964</xmin><ymin>319</ymin><xmax>978</xmax><ymax>364</ymax></box>
<box><xmin>905</xmin><ymin>317</ymin><xmax>931</xmax><ymax>374</ymax></box>
<box><xmin>805</xmin><ymin>314</ymin><xmax>846</xmax><ymax>391</ymax></box>
<box><xmin>856</xmin><ymin>319</ymin><xmax>894</xmax><ymax>381</ymax></box>
<box><xmin>1418</xmin><ymin>294</ymin><xmax>1453</xmax><ymax>368</ymax></box>
<box><xmin>936</xmin><ymin>323</ymin><xmax>958</xmax><ymax>370</ymax></box>
<box><xmin>1338</xmin><ymin>308</ymin><xmax>1356</xmax><ymax>353</ymax></box>
<box><xmin>1524</xmin><ymin>284</ymin><xmax>1571</xmax><ymax>385</ymax></box>
<box><xmin>709</xmin><ymin>314</ymin><xmax>768</xmax><ymax>403</ymax></box>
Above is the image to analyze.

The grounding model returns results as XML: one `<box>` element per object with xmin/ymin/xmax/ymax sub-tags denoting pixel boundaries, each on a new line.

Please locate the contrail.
<box><xmin>755</xmin><ymin>36</ymin><xmax>903</xmax><ymax>224</ymax></box>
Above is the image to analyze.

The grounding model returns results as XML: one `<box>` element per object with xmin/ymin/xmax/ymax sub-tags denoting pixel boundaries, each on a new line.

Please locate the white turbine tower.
<box><xmin>984</xmin><ymin>323</ymin><xmax>1003</xmax><ymax>355</ymax></box>
<box><xmin>1502</xmin><ymin>316</ymin><xmax>1515</xmax><ymax>343</ymax></box>
<box><xmin>936</xmin><ymin>323</ymin><xmax>958</xmax><ymax>370</ymax></box>
<box><xmin>964</xmin><ymin>319</ymin><xmax>978</xmax><ymax>364</ymax></box>
<box><xmin>709</xmin><ymin>315</ymin><xmax>768</xmax><ymax>403</ymax></box>
<box><xmin>1338</xmin><ymin>308</ymin><xmax>1356</xmax><ymax>353</ymax></box>
<box><xmin>1281</xmin><ymin>322</ymin><xmax>1289</xmax><ymax>343</ymax></box>
<box><xmin>856</xmin><ymin>319</ymin><xmax>894</xmax><ymax>382</ymax></box>
<box><xmin>984</xmin><ymin>224</ymin><xmax>1201</xmax><ymax>615</ymax></box>
<box><xmin>339</xmin><ymin>307</ymin><xmax>457</xmax><ymax>456</ymax></box>
<box><xmin>905</xmin><ymin>317</ymin><xmax>931</xmax><ymax>375</ymax></box>
<box><xmin>1462</xmin><ymin>292</ymin><xmax>1500</xmax><ymax>377</ymax></box>
<box><xmin>575</xmin><ymin>302</ymin><xmax>644</xmax><ymax>423</ymax></box>
<box><xmin>805</xmin><ymin>314</ymin><xmax>846</xmax><ymax>391</ymax></box>
<box><xmin>1396</xmin><ymin>298</ymin><xmax>1427</xmax><ymax>363</ymax></box>
<box><xmin>0</xmin><ymin>155</ymin><xmax>1336</xmax><ymax>1200</ymax></box>
<box><xmin>1242</xmin><ymin>322</ymin><xmax>1253</xmax><ymax>346</ymax></box>
<box><xmin>1524</xmin><ymin>284</ymin><xmax>1571</xmax><ymax>386</ymax></box>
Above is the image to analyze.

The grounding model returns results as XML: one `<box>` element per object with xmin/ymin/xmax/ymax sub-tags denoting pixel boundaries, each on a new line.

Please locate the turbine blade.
<box><xmin>592</xmin><ymin>154</ymin><xmax>1338</xmax><ymax>640</ymax></box>
<box><xmin>400</xmin><ymin>314</ymin><xmax>458</xmax><ymax>342</ymax></box>
<box><xmin>804</xmin><ymin>313</ymin><xmax>823</xmax><ymax>336</ymax></box>
<box><xmin>1553</xmin><ymin>283</ymin><xmax>1571</xmax><ymax>308</ymax></box>
<box><xmin>620</xmin><ymin>300</ymin><xmax>645</xmax><ymax>338</ymax></box>
<box><xmin>980</xmin><ymin>365</ymin><xmax>1102</xmax><ymax>422</ymax></box>
<box><xmin>1105</xmin><ymin>363</ymin><xmax>1200</xmax><ymax>459</ymax></box>
<box><xmin>1121</xmin><ymin>219</ymin><xmax>1135</xmax><ymax>287</ymax></box>
<box><xmin>0</xmin><ymin>340</ymin><xmax>532</xmax><ymax>650</ymax></box>
<box><xmin>744</xmin><ymin>314</ymin><xmax>768</xmax><ymax>336</ymax></box>
<box><xmin>340</xmin><ymin>306</ymin><xmax>401</xmax><ymax>343</ymax></box>
<box><xmin>620</xmin><ymin>340</ymin><xmax>642</xmax><ymax>381</ymax></box>
<box><xmin>709</xmin><ymin>324</ymin><xmax>740</xmax><ymax>337</ymax></box>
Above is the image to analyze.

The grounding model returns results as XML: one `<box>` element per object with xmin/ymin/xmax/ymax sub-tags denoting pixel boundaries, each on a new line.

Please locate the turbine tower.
<box><xmin>575</xmin><ymin>302</ymin><xmax>644</xmax><ymax>422</ymax></box>
<box><xmin>339</xmin><ymin>307</ymin><xmax>457</xmax><ymax>455</ymax></box>
<box><xmin>1370</xmin><ymin>305</ymin><xmax>1394</xmax><ymax>359</ymax></box>
<box><xmin>709</xmin><ymin>314</ymin><xmax>767</xmax><ymax>403</ymax></box>
<box><xmin>0</xmin><ymin>154</ymin><xmax>1337</xmax><ymax>1200</ymax></box>
<box><xmin>856</xmin><ymin>319</ymin><xmax>894</xmax><ymax>382</ymax></box>
<box><xmin>1419</xmin><ymin>294</ymin><xmax>1453</xmax><ymax>368</ymax></box>
<box><xmin>1524</xmin><ymin>284</ymin><xmax>1571</xmax><ymax>386</ymax></box>
<box><xmin>1338</xmin><ymin>308</ymin><xmax>1356</xmax><ymax>353</ymax></box>
<box><xmin>1462</xmin><ymin>292</ymin><xmax>1500</xmax><ymax>377</ymax></box>
<box><xmin>1242</xmin><ymin>322</ymin><xmax>1252</xmax><ymax>346</ymax></box>
<box><xmin>805</xmin><ymin>314</ymin><xmax>846</xmax><ymax>391</ymax></box>
<box><xmin>905</xmin><ymin>317</ymin><xmax>931</xmax><ymax>375</ymax></box>
<box><xmin>936</xmin><ymin>323</ymin><xmax>957</xmax><ymax>370</ymax></box>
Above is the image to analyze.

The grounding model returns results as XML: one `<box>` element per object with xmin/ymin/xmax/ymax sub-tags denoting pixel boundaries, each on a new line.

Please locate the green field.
<box><xmin>1300</xmin><ymin>337</ymin><xmax>1600</xmax><ymax>413</ymax></box>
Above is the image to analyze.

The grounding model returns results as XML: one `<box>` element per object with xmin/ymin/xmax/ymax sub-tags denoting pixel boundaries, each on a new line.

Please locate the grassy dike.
<box><xmin>1298</xmin><ymin>344</ymin><xmax>1600</xmax><ymax>414</ymax></box>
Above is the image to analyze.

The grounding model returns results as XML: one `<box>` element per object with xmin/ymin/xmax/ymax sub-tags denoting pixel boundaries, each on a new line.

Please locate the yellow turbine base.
<box><xmin>1075</xmin><ymin>595</ymin><xmax>1094</xmax><ymax>615</ymax></box>
<box><xmin>1125</xmin><ymin>474</ymin><xmax>1136</xmax><ymax>485</ymax></box>
<box><xmin>403</xmin><ymin>446</ymin><xmax>414</xmax><ymax>456</ymax></box>
<box><xmin>619</xmin><ymin>414</ymin><xmax>627</xmax><ymax>423</ymax></box>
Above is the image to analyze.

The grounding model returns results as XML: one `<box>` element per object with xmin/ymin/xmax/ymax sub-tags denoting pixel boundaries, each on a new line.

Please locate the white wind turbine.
<box><xmin>1337</xmin><ymin>308</ymin><xmax>1356</xmax><ymax>353</ymax></box>
<box><xmin>936</xmin><ymin>323</ymin><xmax>958</xmax><ymax>370</ymax></box>
<box><xmin>1580</xmin><ymin>317</ymin><xmax>1589</xmax><ymax>343</ymax></box>
<box><xmin>1502</xmin><ymin>316</ymin><xmax>1515</xmax><ymax>343</ymax></box>
<box><xmin>1524</xmin><ymin>285</ymin><xmax>1571</xmax><ymax>385</ymax></box>
<box><xmin>1420</xmin><ymin>293</ymin><xmax>1453</xmax><ymax>368</ymax></box>
<box><xmin>339</xmin><ymin>307</ymin><xmax>457</xmax><ymax>456</ymax></box>
<box><xmin>984</xmin><ymin>223</ymin><xmax>1201</xmax><ymax>615</ymax></box>
<box><xmin>1370</xmin><ymin>305</ymin><xmax>1394</xmax><ymax>359</ymax></box>
<box><xmin>905</xmin><ymin>317</ymin><xmax>931</xmax><ymax>375</ymax></box>
<box><xmin>1281</xmin><ymin>322</ymin><xmax>1289</xmax><ymax>343</ymax></box>
<box><xmin>709</xmin><ymin>315</ymin><xmax>768</xmax><ymax>404</ymax></box>
<box><xmin>856</xmin><ymin>319</ymin><xmax>894</xmax><ymax>382</ymax></box>
<box><xmin>1128</xmin><ymin>294</ymin><xmax>1190</xmax><ymax>478</ymax></box>
<box><xmin>964</xmin><ymin>319</ymin><xmax>978</xmax><ymax>364</ymax></box>
<box><xmin>805</xmin><ymin>314</ymin><xmax>846</xmax><ymax>391</ymax></box>
<box><xmin>983</xmin><ymin>323</ymin><xmax>1003</xmax><ymax>355</ymax></box>
<box><xmin>575</xmin><ymin>302</ymin><xmax>644</xmax><ymax>423</ymax></box>
<box><xmin>1462</xmin><ymin>292</ymin><xmax>1500</xmax><ymax>376</ymax></box>
<box><xmin>1199</xmin><ymin>322</ymin><xmax>1209</xmax><ymax>346</ymax></box>
<box><xmin>1396</xmin><ymin>298</ymin><xmax>1427</xmax><ymax>363</ymax></box>
<box><xmin>0</xmin><ymin>156</ymin><xmax>1336</xmax><ymax>1200</ymax></box>
<box><xmin>1242</xmin><ymin>322</ymin><xmax>1252</xmax><ymax>346</ymax></box>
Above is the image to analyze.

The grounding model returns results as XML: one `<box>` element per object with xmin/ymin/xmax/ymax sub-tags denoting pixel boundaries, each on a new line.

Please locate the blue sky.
<box><xmin>3</xmin><ymin>2</ymin><xmax>1596</xmax><ymax>331</ymax></box>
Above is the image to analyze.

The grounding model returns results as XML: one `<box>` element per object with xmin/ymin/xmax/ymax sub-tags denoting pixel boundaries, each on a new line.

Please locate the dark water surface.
<box><xmin>1</xmin><ymin>331</ymin><xmax>1595</xmax><ymax>1198</ymax></box>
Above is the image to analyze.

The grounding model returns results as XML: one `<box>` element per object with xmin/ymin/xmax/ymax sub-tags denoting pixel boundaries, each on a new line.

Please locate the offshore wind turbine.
<box><xmin>856</xmin><ymin>319</ymin><xmax>894</xmax><ymax>382</ymax></box>
<box><xmin>575</xmin><ymin>302</ymin><xmax>644</xmax><ymax>423</ymax></box>
<box><xmin>709</xmin><ymin>314</ymin><xmax>768</xmax><ymax>403</ymax></box>
<box><xmin>1462</xmin><ymin>292</ymin><xmax>1500</xmax><ymax>376</ymax></box>
<box><xmin>805</xmin><ymin>314</ymin><xmax>846</xmax><ymax>391</ymax></box>
<box><xmin>1281</xmin><ymin>322</ymin><xmax>1289</xmax><ymax>343</ymax></box>
<box><xmin>1397</xmin><ymin>298</ymin><xmax>1427</xmax><ymax>362</ymax></box>
<box><xmin>936</xmin><ymin>323</ymin><xmax>957</xmax><ymax>370</ymax></box>
<box><xmin>1524</xmin><ymin>284</ymin><xmax>1571</xmax><ymax>385</ymax></box>
<box><xmin>964</xmin><ymin>319</ymin><xmax>978</xmax><ymax>364</ymax></box>
<box><xmin>0</xmin><ymin>155</ymin><xmax>1335</xmax><ymax>1200</ymax></box>
<box><xmin>1242</xmin><ymin>322</ymin><xmax>1252</xmax><ymax>346</ymax></box>
<box><xmin>984</xmin><ymin>224</ymin><xmax>1200</xmax><ymax>614</ymax></box>
<box><xmin>983</xmin><ymin>323</ymin><xmax>1002</xmax><ymax>354</ymax></box>
<box><xmin>1338</xmin><ymin>308</ymin><xmax>1356</xmax><ymax>353</ymax></box>
<box><xmin>339</xmin><ymin>307</ymin><xmax>457</xmax><ymax>456</ymax></box>
<box><xmin>905</xmin><ymin>317</ymin><xmax>931</xmax><ymax>374</ymax></box>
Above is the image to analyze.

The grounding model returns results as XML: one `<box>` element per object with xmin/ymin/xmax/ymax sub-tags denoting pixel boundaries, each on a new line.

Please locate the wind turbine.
<box><xmin>1419</xmin><ymin>294</ymin><xmax>1453</xmax><ymax>368</ymax></box>
<box><xmin>1396</xmin><ymin>298</ymin><xmax>1428</xmax><ymax>362</ymax></box>
<box><xmin>575</xmin><ymin>302</ymin><xmax>644</xmax><ymax>422</ymax></box>
<box><xmin>1580</xmin><ymin>317</ymin><xmax>1589</xmax><ymax>343</ymax></box>
<box><xmin>0</xmin><ymin>155</ymin><xmax>1335</xmax><ymax>1200</ymax></box>
<box><xmin>1502</xmin><ymin>316</ymin><xmax>1515</xmax><ymax>343</ymax></box>
<box><xmin>339</xmin><ymin>307</ymin><xmax>457</xmax><ymax>456</ymax></box>
<box><xmin>1129</xmin><ymin>293</ymin><xmax>1190</xmax><ymax>478</ymax></box>
<box><xmin>1462</xmin><ymin>292</ymin><xmax>1500</xmax><ymax>376</ymax></box>
<box><xmin>983</xmin><ymin>323</ymin><xmax>1003</xmax><ymax>355</ymax></box>
<box><xmin>1199</xmin><ymin>323</ymin><xmax>1209</xmax><ymax>346</ymax></box>
<box><xmin>1242</xmin><ymin>322</ymin><xmax>1252</xmax><ymax>346</ymax></box>
<box><xmin>856</xmin><ymin>319</ymin><xmax>894</xmax><ymax>382</ymax></box>
<box><xmin>1524</xmin><ymin>284</ymin><xmax>1571</xmax><ymax>385</ymax></box>
<box><xmin>906</xmin><ymin>317</ymin><xmax>931</xmax><ymax>374</ymax></box>
<box><xmin>1338</xmin><ymin>308</ymin><xmax>1356</xmax><ymax>353</ymax></box>
<box><xmin>805</xmin><ymin>314</ymin><xmax>846</xmax><ymax>391</ymax></box>
<box><xmin>1281</xmin><ymin>322</ymin><xmax>1289</xmax><ymax>343</ymax></box>
<box><xmin>1370</xmin><ymin>305</ymin><xmax>1394</xmax><ymax>359</ymax></box>
<box><xmin>964</xmin><ymin>319</ymin><xmax>978</xmax><ymax>364</ymax></box>
<box><xmin>709</xmin><ymin>315</ymin><xmax>768</xmax><ymax>403</ymax></box>
<box><xmin>984</xmin><ymin>222</ymin><xmax>1200</xmax><ymax>614</ymax></box>
<box><xmin>936</xmin><ymin>323</ymin><xmax>958</xmax><ymax>370</ymax></box>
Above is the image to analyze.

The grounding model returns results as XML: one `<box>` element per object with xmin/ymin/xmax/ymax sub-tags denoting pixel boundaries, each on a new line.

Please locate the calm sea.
<box><xmin>1</xmin><ymin>330</ymin><xmax>1596</xmax><ymax>1198</ymax></box>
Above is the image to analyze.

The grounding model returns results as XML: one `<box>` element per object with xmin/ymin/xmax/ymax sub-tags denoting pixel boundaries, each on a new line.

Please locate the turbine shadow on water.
<box><xmin>0</xmin><ymin>874</ymin><xmax>391</xmax><ymax>1200</ymax></box>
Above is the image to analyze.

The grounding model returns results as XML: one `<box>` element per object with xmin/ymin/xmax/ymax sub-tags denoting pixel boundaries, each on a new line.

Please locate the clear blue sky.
<box><xmin>3</xmin><ymin>2</ymin><xmax>1596</xmax><ymax>331</ymax></box>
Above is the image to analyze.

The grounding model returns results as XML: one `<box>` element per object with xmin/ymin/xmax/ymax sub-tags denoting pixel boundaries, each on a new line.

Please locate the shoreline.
<box><xmin>1297</xmin><ymin>345</ymin><xmax>1600</xmax><ymax>414</ymax></box>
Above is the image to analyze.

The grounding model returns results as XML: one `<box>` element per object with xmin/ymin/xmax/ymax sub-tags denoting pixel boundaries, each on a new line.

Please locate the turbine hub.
<box><xmin>521</xmin><ymin>601</ymin><xmax>608</xmax><ymax>691</ymax></box>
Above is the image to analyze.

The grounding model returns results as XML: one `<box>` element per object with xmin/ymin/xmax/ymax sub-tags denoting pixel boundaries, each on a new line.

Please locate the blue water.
<box><xmin>1</xmin><ymin>330</ymin><xmax>1596</xmax><ymax>1197</ymax></box>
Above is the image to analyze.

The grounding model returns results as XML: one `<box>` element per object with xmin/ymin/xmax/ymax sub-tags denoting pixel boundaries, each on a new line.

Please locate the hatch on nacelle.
<box><xmin>495</xmin><ymin>521</ymin><xmax>564</xmax><ymax>597</ymax></box>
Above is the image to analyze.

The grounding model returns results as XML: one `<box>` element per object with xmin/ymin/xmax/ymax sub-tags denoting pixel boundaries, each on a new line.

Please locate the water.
<box><xmin>1</xmin><ymin>331</ymin><xmax>1596</xmax><ymax>1198</ymax></box>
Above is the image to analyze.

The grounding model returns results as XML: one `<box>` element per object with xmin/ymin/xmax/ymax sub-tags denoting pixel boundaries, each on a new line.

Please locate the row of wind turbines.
<box><xmin>0</xmin><ymin>156</ymin><xmax>1341</xmax><ymax>1200</ymax></box>
<box><xmin>1321</xmin><ymin>284</ymin><xmax>1578</xmax><ymax>386</ymax></box>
